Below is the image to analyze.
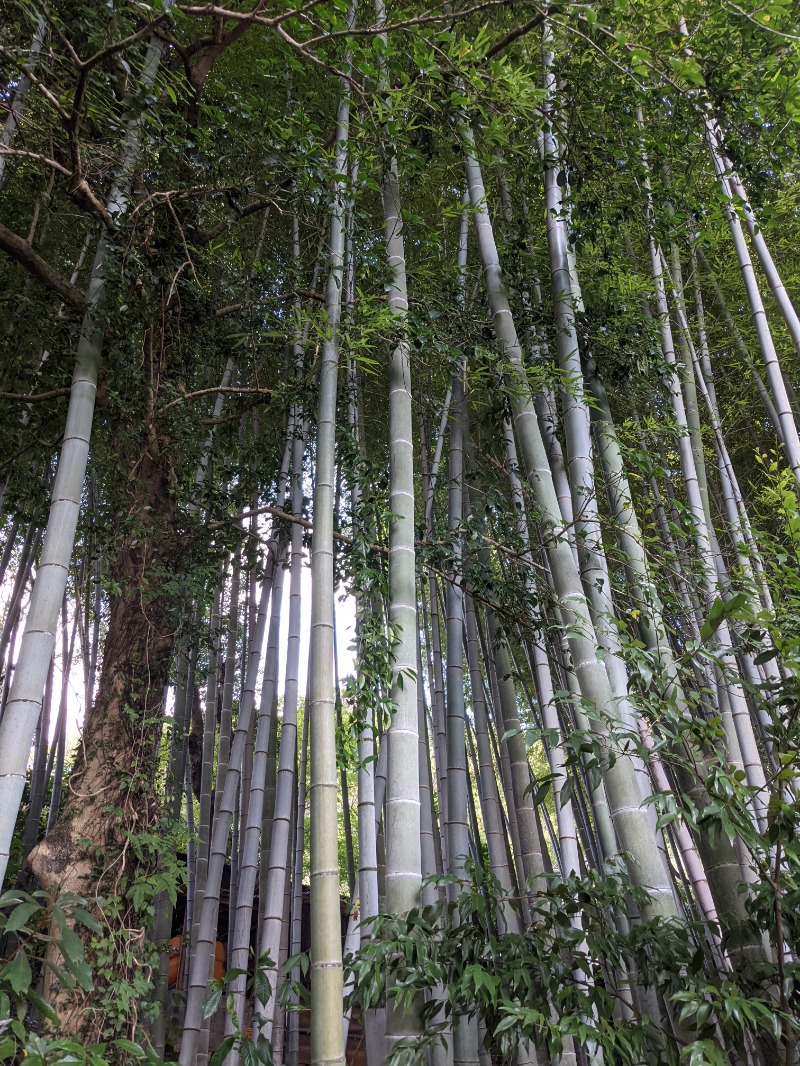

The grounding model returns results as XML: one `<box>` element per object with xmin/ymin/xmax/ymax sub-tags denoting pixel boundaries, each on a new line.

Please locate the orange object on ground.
<box><xmin>167</xmin><ymin>935</ymin><xmax>226</xmax><ymax>987</ymax></box>
<box><xmin>213</xmin><ymin>939</ymin><xmax>226</xmax><ymax>981</ymax></box>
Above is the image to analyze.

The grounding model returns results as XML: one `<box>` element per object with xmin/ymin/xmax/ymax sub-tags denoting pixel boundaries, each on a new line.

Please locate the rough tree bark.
<box><xmin>28</xmin><ymin>312</ymin><xmax>194</xmax><ymax>1041</ymax></box>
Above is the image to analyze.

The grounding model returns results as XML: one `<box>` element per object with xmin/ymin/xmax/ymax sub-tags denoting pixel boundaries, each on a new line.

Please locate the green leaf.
<box><xmin>240</xmin><ymin>1034</ymin><xmax>269</xmax><ymax>1066</ymax></box>
<box><xmin>3</xmin><ymin>901</ymin><xmax>40</xmax><ymax>932</ymax></box>
<box><xmin>70</xmin><ymin>906</ymin><xmax>102</xmax><ymax>934</ymax></box>
<box><xmin>59</xmin><ymin>925</ymin><xmax>84</xmax><ymax>965</ymax></box>
<box><xmin>209</xmin><ymin>1035</ymin><xmax>237</xmax><ymax>1066</ymax></box>
<box><xmin>3</xmin><ymin>949</ymin><xmax>32</xmax><ymax>994</ymax></box>
<box><xmin>0</xmin><ymin>1036</ymin><xmax>17</xmax><ymax>1061</ymax></box>
<box><xmin>700</xmin><ymin>594</ymin><xmax>748</xmax><ymax>642</ymax></box>
<box><xmin>67</xmin><ymin>957</ymin><xmax>93</xmax><ymax>992</ymax></box>
<box><xmin>254</xmin><ymin>965</ymin><xmax>273</xmax><ymax>1007</ymax></box>
<box><xmin>203</xmin><ymin>985</ymin><xmax>223</xmax><ymax>1018</ymax></box>
<box><xmin>112</xmin><ymin>1039</ymin><xmax>146</xmax><ymax>1057</ymax></box>
<box><xmin>754</xmin><ymin>647</ymin><xmax>778</xmax><ymax>665</ymax></box>
<box><xmin>26</xmin><ymin>987</ymin><xmax>59</xmax><ymax>1025</ymax></box>
<box><xmin>668</xmin><ymin>55</ymin><xmax>706</xmax><ymax>86</ymax></box>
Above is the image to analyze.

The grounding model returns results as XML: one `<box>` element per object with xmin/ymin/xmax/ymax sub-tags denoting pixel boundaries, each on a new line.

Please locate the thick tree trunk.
<box><xmin>29</xmin><ymin>428</ymin><xmax>183</xmax><ymax>1041</ymax></box>
<box><xmin>0</xmin><ymin>21</ymin><xmax>170</xmax><ymax>887</ymax></box>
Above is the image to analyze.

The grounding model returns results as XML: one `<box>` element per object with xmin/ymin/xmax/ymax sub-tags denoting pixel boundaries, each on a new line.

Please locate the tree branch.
<box><xmin>158</xmin><ymin>385</ymin><xmax>273</xmax><ymax>413</ymax></box>
<box><xmin>68</xmin><ymin>177</ymin><xmax>119</xmax><ymax>232</ymax></box>
<box><xmin>78</xmin><ymin>16</ymin><xmax>173</xmax><ymax>72</ymax></box>
<box><xmin>0</xmin><ymin>388</ymin><xmax>71</xmax><ymax>402</ymax></box>
<box><xmin>0</xmin><ymin>224</ymin><xmax>87</xmax><ymax>312</ymax></box>
<box><xmin>0</xmin><ymin>147</ymin><xmax>70</xmax><ymax>176</ymax></box>
<box><xmin>196</xmin><ymin>196</ymin><xmax>277</xmax><ymax>244</ymax></box>
<box><xmin>485</xmin><ymin>9</ymin><xmax>549</xmax><ymax>59</ymax></box>
<box><xmin>0</xmin><ymin>44</ymin><xmax>71</xmax><ymax>122</ymax></box>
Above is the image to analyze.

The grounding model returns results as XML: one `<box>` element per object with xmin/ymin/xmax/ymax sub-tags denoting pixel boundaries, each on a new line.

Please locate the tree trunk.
<box><xmin>29</xmin><ymin>415</ymin><xmax>184</xmax><ymax>1040</ymax></box>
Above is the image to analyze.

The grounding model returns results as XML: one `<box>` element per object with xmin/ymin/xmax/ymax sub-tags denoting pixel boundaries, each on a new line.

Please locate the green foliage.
<box><xmin>0</xmin><ymin>890</ymin><xmax>162</xmax><ymax>1065</ymax></box>
<box><xmin>347</xmin><ymin>857</ymin><xmax>793</xmax><ymax>1065</ymax></box>
<box><xmin>62</xmin><ymin>818</ymin><xmax>189</xmax><ymax>1044</ymax></box>
<box><xmin>344</xmin><ymin>456</ymin><xmax>800</xmax><ymax>1065</ymax></box>
<box><xmin>202</xmin><ymin>952</ymin><xmax>276</xmax><ymax>1066</ymax></box>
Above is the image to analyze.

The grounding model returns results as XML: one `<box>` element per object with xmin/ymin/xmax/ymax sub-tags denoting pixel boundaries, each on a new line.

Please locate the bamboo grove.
<box><xmin>1</xmin><ymin>1</ymin><xmax>800</xmax><ymax>1064</ymax></box>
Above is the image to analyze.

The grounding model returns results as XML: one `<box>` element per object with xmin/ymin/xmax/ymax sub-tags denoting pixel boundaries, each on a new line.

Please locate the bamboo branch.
<box><xmin>211</xmin><ymin>501</ymin><xmax>546</xmax><ymax>574</ymax></box>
